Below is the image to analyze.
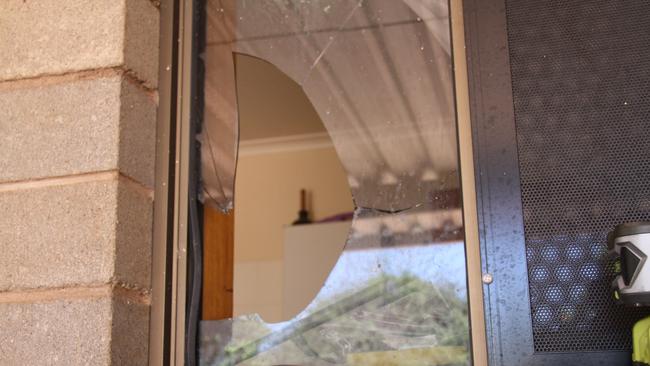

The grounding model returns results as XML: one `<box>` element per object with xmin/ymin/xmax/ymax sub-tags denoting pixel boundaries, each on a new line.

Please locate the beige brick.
<box><xmin>125</xmin><ymin>0</ymin><xmax>161</xmax><ymax>88</ymax></box>
<box><xmin>0</xmin><ymin>292</ymin><xmax>150</xmax><ymax>366</ymax></box>
<box><xmin>0</xmin><ymin>75</ymin><xmax>157</xmax><ymax>187</ymax></box>
<box><xmin>111</xmin><ymin>295</ymin><xmax>150</xmax><ymax>365</ymax></box>
<box><xmin>0</xmin><ymin>296</ymin><xmax>112</xmax><ymax>366</ymax></box>
<box><xmin>119</xmin><ymin>78</ymin><xmax>158</xmax><ymax>188</ymax></box>
<box><xmin>0</xmin><ymin>76</ymin><xmax>121</xmax><ymax>183</ymax></box>
<box><xmin>0</xmin><ymin>176</ymin><xmax>152</xmax><ymax>291</ymax></box>
<box><xmin>116</xmin><ymin>180</ymin><xmax>154</xmax><ymax>289</ymax></box>
<box><xmin>0</xmin><ymin>0</ymin><xmax>159</xmax><ymax>87</ymax></box>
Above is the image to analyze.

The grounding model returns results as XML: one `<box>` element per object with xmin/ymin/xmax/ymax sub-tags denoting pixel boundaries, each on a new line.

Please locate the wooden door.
<box><xmin>201</xmin><ymin>205</ymin><xmax>234</xmax><ymax>320</ymax></box>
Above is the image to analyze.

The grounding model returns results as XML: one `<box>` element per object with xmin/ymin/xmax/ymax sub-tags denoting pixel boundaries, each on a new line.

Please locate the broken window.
<box><xmin>220</xmin><ymin>53</ymin><xmax>354</xmax><ymax>324</ymax></box>
<box><xmin>198</xmin><ymin>0</ymin><xmax>471</xmax><ymax>364</ymax></box>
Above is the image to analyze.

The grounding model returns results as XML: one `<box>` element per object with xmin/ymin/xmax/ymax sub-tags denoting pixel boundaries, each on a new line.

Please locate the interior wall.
<box><xmin>234</xmin><ymin>146</ymin><xmax>353</xmax><ymax>261</ymax></box>
<box><xmin>233</xmin><ymin>146</ymin><xmax>354</xmax><ymax>321</ymax></box>
<box><xmin>231</xmin><ymin>54</ymin><xmax>354</xmax><ymax>322</ymax></box>
<box><xmin>236</xmin><ymin>54</ymin><xmax>326</xmax><ymax>141</ymax></box>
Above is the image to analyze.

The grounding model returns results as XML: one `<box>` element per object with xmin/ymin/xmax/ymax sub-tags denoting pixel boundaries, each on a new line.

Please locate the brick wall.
<box><xmin>0</xmin><ymin>1</ymin><xmax>159</xmax><ymax>364</ymax></box>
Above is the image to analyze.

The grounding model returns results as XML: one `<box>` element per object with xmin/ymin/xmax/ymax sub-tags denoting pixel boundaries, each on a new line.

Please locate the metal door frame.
<box><xmin>150</xmin><ymin>0</ymin><xmax>490</xmax><ymax>364</ymax></box>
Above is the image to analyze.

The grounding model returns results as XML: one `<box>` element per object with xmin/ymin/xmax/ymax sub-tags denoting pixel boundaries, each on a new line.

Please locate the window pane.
<box><xmin>200</xmin><ymin>0</ymin><xmax>471</xmax><ymax>364</ymax></box>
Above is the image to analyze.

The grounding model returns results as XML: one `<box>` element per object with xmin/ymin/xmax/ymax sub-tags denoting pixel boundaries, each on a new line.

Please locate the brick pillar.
<box><xmin>0</xmin><ymin>1</ymin><xmax>159</xmax><ymax>364</ymax></box>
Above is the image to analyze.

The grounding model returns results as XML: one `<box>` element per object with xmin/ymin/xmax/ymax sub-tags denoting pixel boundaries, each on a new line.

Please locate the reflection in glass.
<box><xmin>200</xmin><ymin>0</ymin><xmax>470</xmax><ymax>364</ymax></box>
<box><xmin>201</xmin><ymin>204</ymin><xmax>469</xmax><ymax>365</ymax></box>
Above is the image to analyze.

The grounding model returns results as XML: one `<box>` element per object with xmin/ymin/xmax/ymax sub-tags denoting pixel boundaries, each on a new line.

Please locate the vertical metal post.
<box><xmin>150</xmin><ymin>0</ymin><xmax>179</xmax><ymax>364</ymax></box>
<box><xmin>150</xmin><ymin>0</ymin><xmax>194</xmax><ymax>364</ymax></box>
<box><xmin>450</xmin><ymin>0</ymin><xmax>489</xmax><ymax>364</ymax></box>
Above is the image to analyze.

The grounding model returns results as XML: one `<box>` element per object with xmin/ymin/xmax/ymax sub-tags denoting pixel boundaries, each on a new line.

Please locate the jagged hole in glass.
<box><xmin>199</xmin><ymin>1</ymin><xmax>470</xmax><ymax>365</ymax></box>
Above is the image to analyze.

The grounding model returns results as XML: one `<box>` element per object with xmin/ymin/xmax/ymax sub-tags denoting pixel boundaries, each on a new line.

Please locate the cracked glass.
<box><xmin>199</xmin><ymin>0</ymin><xmax>470</xmax><ymax>364</ymax></box>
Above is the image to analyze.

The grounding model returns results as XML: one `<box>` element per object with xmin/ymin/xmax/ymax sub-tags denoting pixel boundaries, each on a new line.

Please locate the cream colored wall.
<box><xmin>283</xmin><ymin>221</ymin><xmax>351</xmax><ymax>319</ymax></box>
<box><xmin>236</xmin><ymin>54</ymin><xmax>326</xmax><ymax>141</ymax></box>
<box><xmin>232</xmin><ymin>54</ymin><xmax>353</xmax><ymax>322</ymax></box>
<box><xmin>233</xmin><ymin>145</ymin><xmax>354</xmax><ymax>322</ymax></box>
<box><xmin>234</xmin><ymin>146</ymin><xmax>353</xmax><ymax>262</ymax></box>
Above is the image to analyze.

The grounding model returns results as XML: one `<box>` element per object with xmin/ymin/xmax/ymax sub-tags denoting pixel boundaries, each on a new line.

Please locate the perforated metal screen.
<box><xmin>505</xmin><ymin>0</ymin><xmax>650</xmax><ymax>352</ymax></box>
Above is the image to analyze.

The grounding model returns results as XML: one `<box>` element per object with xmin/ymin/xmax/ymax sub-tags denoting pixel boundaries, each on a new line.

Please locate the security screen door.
<box><xmin>463</xmin><ymin>0</ymin><xmax>650</xmax><ymax>365</ymax></box>
<box><xmin>197</xmin><ymin>1</ymin><xmax>474</xmax><ymax>365</ymax></box>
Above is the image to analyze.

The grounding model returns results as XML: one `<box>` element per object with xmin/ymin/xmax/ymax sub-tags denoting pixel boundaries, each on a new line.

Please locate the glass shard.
<box><xmin>202</xmin><ymin>0</ymin><xmax>456</xmax><ymax>212</ymax></box>
<box><xmin>200</xmin><ymin>41</ymin><xmax>239</xmax><ymax>211</ymax></box>
<box><xmin>202</xmin><ymin>203</ymin><xmax>468</xmax><ymax>366</ymax></box>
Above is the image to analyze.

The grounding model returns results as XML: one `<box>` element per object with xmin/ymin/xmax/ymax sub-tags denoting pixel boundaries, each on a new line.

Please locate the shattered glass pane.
<box><xmin>201</xmin><ymin>203</ymin><xmax>469</xmax><ymax>365</ymax></box>
<box><xmin>200</xmin><ymin>0</ymin><xmax>470</xmax><ymax>364</ymax></box>
<box><xmin>200</xmin><ymin>41</ymin><xmax>239</xmax><ymax>211</ymax></box>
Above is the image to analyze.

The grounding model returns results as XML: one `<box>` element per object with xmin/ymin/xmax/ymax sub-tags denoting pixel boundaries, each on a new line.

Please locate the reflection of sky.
<box><xmin>323</xmin><ymin>241</ymin><xmax>467</xmax><ymax>298</ymax></box>
<box><xmin>268</xmin><ymin>241</ymin><xmax>468</xmax><ymax>332</ymax></box>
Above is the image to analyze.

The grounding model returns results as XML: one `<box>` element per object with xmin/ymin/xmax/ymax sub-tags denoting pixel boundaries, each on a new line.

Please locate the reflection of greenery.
<box><xmin>206</xmin><ymin>274</ymin><xmax>469</xmax><ymax>366</ymax></box>
<box><xmin>294</xmin><ymin>274</ymin><xmax>469</xmax><ymax>365</ymax></box>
